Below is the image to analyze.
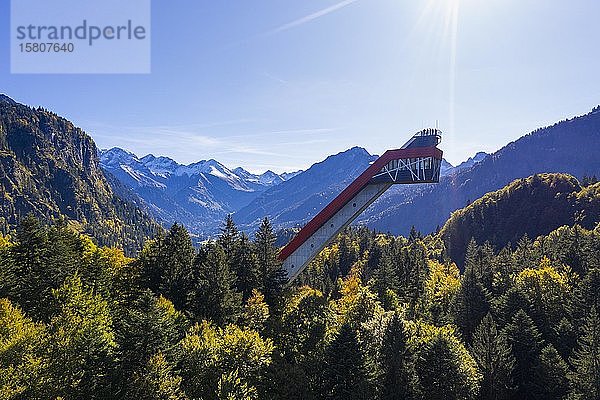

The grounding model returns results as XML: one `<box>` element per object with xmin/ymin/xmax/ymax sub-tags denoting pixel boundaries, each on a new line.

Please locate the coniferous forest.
<box><xmin>2</xmin><ymin>185</ymin><xmax>600</xmax><ymax>400</ymax></box>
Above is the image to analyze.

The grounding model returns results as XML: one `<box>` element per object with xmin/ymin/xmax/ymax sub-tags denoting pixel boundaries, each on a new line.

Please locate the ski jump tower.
<box><xmin>279</xmin><ymin>128</ymin><xmax>443</xmax><ymax>281</ymax></box>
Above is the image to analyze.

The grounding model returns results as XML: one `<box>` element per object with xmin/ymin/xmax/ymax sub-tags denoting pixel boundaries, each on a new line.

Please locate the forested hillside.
<box><xmin>362</xmin><ymin>106</ymin><xmax>600</xmax><ymax>236</ymax></box>
<box><xmin>0</xmin><ymin>95</ymin><xmax>158</xmax><ymax>253</ymax></box>
<box><xmin>441</xmin><ymin>173</ymin><xmax>600</xmax><ymax>265</ymax></box>
<box><xmin>2</xmin><ymin>202</ymin><xmax>600</xmax><ymax>399</ymax></box>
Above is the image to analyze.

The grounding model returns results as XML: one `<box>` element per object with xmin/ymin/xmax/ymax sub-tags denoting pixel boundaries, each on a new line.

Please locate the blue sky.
<box><xmin>1</xmin><ymin>0</ymin><xmax>600</xmax><ymax>173</ymax></box>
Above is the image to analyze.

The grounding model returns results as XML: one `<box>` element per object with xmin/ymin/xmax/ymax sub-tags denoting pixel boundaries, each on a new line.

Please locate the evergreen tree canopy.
<box><xmin>569</xmin><ymin>307</ymin><xmax>600</xmax><ymax>400</ymax></box>
<box><xmin>254</xmin><ymin>218</ymin><xmax>287</xmax><ymax>307</ymax></box>
<box><xmin>321</xmin><ymin>323</ymin><xmax>374</xmax><ymax>400</ymax></box>
<box><xmin>470</xmin><ymin>313</ymin><xmax>514</xmax><ymax>400</ymax></box>
<box><xmin>192</xmin><ymin>242</ymin><xmax>242</xmax><ymax>325</ymax></box>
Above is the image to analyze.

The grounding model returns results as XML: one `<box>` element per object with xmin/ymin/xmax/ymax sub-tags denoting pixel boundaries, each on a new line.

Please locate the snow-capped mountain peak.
<box><xmin>140</xmin><ymin>154</ymin><xmax>180</xmax><ymax>178</ymax></box>
<box><xmin>258</xmin><ymin>170</ymin><xmax>283</xmax><ymax>186</ymax></box>
<box><xmin>99</xmin><ymin>147</ymin><xmax>140</xmax><ymax>168</ymax></box>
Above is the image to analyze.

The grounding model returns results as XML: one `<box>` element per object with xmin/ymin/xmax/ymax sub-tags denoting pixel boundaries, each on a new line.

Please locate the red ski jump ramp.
<box><xmin>279</xmin><ymin>128</ymin><xmax>443</xmax><ymax>281</ymax></box>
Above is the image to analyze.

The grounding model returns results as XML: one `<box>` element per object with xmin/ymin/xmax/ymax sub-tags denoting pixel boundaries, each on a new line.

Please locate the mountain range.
<box><xmin>2</xmin><ymin>92</ymin><xmax>600</xmax><ymax>250</ymax></box>
<box><xmin>99</xmin><ymin>147</ymin><xmax>301</xmax><ymax>234</ymax></box>
<box><xmin>101</xmin><ymin>103</ymin><xmax>600</xmax><ymax>240</ymax></box>
<box><xmin>100</xmin><ymin>144</ymin><xmax>489</xmax><ymax>236</ymax></box>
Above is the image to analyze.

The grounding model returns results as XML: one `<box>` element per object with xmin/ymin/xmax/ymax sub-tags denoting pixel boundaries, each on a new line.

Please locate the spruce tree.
<box><xmin>114</xmin><ymin>290</ymin><xmax>186</xmax><ymax>380</ymax></box>
<box><xmin>218</xmin><ymin>214</ymin><xmax>240</xmax><ymax>257</ymax></box>
<box><xmin>137</xmin><ymin>229</ymin><xmax>167</xmax><ymax>293</ymax></box>
<box><xmin>338</xmin><ymin>234</ymin><xmax>358</xmax><ymax>276</ymax></box>
<box><xmin>470</xmin><ymin>314</ymin><xmax>514</xmax><ymax>400</ymax></box>
<box><xmin>45</xmin><ymin>222</ymin><xmax>86</xmax><ymax>286</ymax></box>
<box><xmin>534</xmin><ymin>344</ymin><xmax>569</xmax><ymax>400</ymax></box>
<box><xmin>569</xmin><ymin>307</ymin><xmax>600</xmax><ymax>400</ymax></box>
<box><xmin>414</xmin><ymin>332</ymin><xmax>481</xmax><ymax>400</ymax></box>
<box><xmin>0</xmin><ymin>234</ymin><xmax>13</xmax><ymax>300</ymax></box>
<box><xmin>403</xmin><ymin>238</ymin><xmax>428</xmax><ymax>316</ymax></box>
<box><xmin>192</xmin><ymin>242</ymin><xmax>242</xmax><ymax>325</ymax></box>
<box><xmin>47</xmin><ymin>274</ymin><xmax>117</xmax><ymax>399</ymax></box>
<box><xmin>321</xmin><ymin>324</ymin><xmax>374</xmax><ymax>400</ymax></box>
<box><xmin>454</xmin><ymin>264</ymin><xmax>491</xmax><ymax>343</ymax></box>
<box><xmin>254</xmin><ymin>218</ymin><xmax>287</xmax><ymax>307</ymax></box>
<box><xmin>513</xmin><ymin>235</ymin><xmax>536</xmax><ymax>272</ymax></box>
<box><xmin>158</xmin><ymin>223</ymin><xmax>196</xmax><ymax>311</ymax></box>
<box><xmin>372</xmin><ymin>249</ymin><xmax>399</xmax><ymax>310</ymax></box>
<box><xmin>574</xmin><ymin>268</ymin><xmax>600</xmax><ymax>322</ymax></box>
<box><xmin>503</xmin><ymin>309</ymin><xmax>543</xmax><ymax>400</ymax></box>
<box><xmin>490</xmin><ymin>247</ymin><xmax>515</xmax><ymax>296</ymax></box>
<box><xmin>379</xmin><ymin>312</ymin><xmax>416</xmax><ymax>400</ymax></box>
<box><xmin>234</xmin><ymin>233</ymin><xmax>260</xmax><ymax>301</ymax></box>
<box><xmin>11</xmin><ymin>215</ymin><xmax>52</xmax><ymax>319</ymax></box>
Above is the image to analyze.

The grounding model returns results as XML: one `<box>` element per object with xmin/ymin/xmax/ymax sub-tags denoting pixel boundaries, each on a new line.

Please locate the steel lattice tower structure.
<box><xmin>279</xmin><ymin>128</ymin><xmax>443</xmax><ymax>281</ymax></box>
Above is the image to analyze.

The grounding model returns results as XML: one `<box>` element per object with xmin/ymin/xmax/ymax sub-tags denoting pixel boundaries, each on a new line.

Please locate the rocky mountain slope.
<box><xmin>0</xmin><ymin>95</ymin><xmax>158</xmax><ymax>253</ymax></box>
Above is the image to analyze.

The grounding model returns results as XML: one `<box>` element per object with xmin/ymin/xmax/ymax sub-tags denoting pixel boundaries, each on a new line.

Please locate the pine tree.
<box><xmin>321</xmin><ymin>324</ymin><xmax>374</xmax><ymax>400</ymax></box>
<box><xmin>503</xmin><ymin>309</ymin><xmax>543</xmax><ymax>400</ymax></box>
<box><xmin>379</xmin><ymin>313</ymin><xmax>416</xmax><ymax>400</ymax></box>
<box><xmin>569</xmin><ymin>307</ymin><xmax>600</xmax><ymax>400</ymax></box>
<box><xmin>254</xmin><ymin>218</ymin><xmax>287</xmax><ymax>307</ymax></box>
<box><xmin>470</xmin><ymin>314</ymin><xmax>514</xmax><ymax>400</ymax></box>
<box><xmin>192</xmin><ymin>242</ymin><xmax>242</xmax><ymax>325</ymax></box>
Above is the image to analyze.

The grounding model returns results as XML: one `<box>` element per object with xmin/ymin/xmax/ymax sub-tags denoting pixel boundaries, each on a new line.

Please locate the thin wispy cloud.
<box><xmin>225</xmin><ymin>127</ymin><xmax>339</xmax><ymax>140</ymax></box>
<box><xmin>83</xmin><ymin>120</ymin><xmax>339</xmax><ymax>171</ymax></box>
<box><xmin>263</xmin><ymin>0</ymin><xmax>358</xmax><ymax>36</ymax></box>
